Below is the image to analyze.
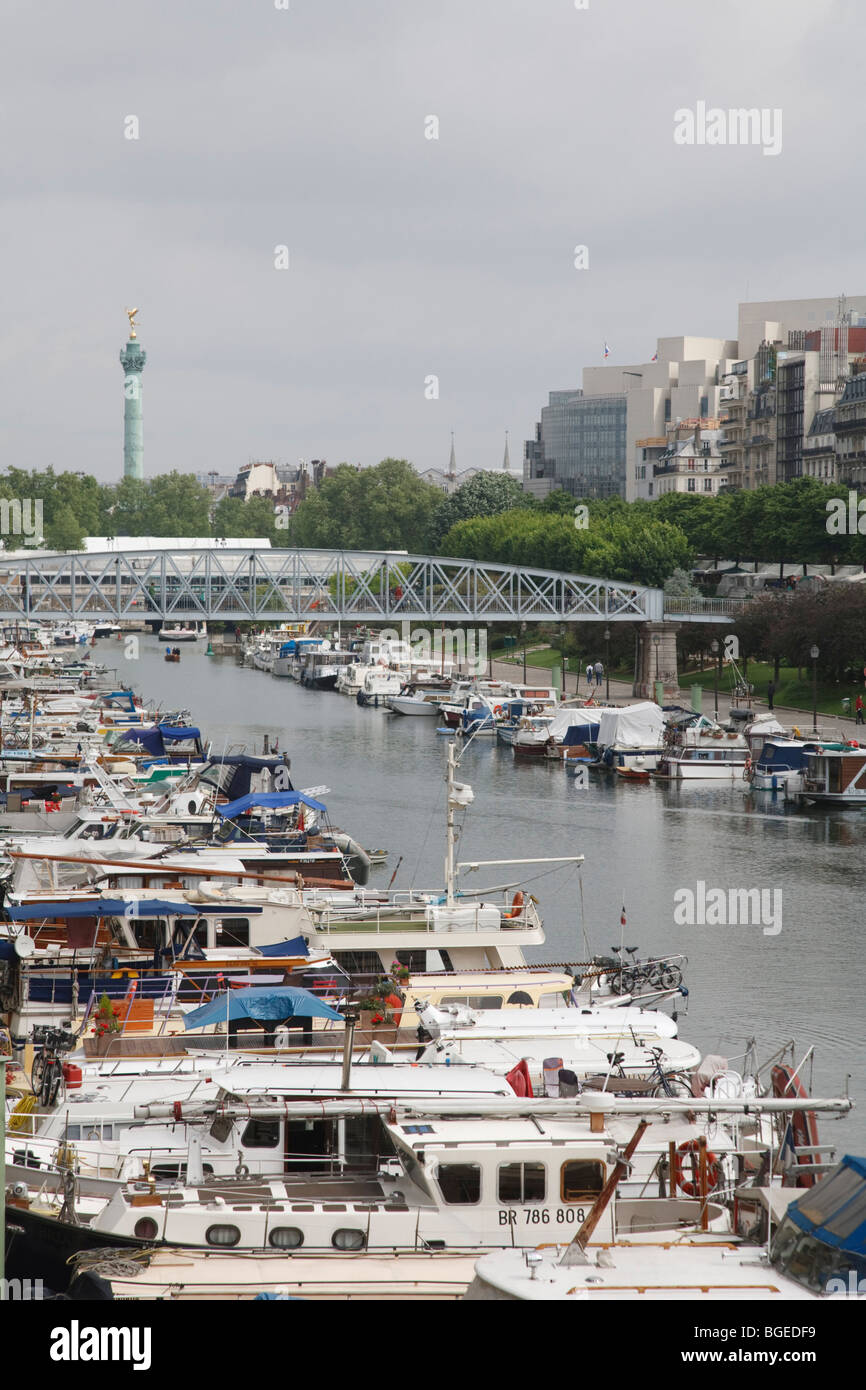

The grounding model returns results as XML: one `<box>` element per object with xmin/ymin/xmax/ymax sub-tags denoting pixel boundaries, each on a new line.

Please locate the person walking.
<box><xmin>586</xmin><ymin>662</ymin><xmax>594</xmax><ymax>691</ymax></box>
<box><xmin>767</xmin><ymin>680</ymin><xmax>776</xmax><ymax>711</ymax></box>
<box><xmin>594</xmin><ymin>659</ymin><xmax>604</xmax><ymax>689</ymax></box>
<box><xmin>857</xmin><ymin>694</ymin><xmax>864</xmax><ymax>726</ymax></box>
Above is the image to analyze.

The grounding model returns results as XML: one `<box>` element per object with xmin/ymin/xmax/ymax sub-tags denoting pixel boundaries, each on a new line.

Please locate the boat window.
<box><xmin>216</xmin><ymin>918</ymin><xmax>250</xmax><ymax>947</ymax></box>
<box><xmin>269</xmin><ymin>1227</ymin><xmax>304</xmax><ymax>1249</ymax></box>
<box><xmin>132</xmin><ymin>920</ymin><xmax>164</xmax><ymax>951</ymax></box>
<box><xmin>206</xmin><ymin>1224</ymin><xmax>241</xmax><ymax>1247</ymax></box>
<box><xmin>770</xmin><ymin>1215</ymin><xmax>856</xmax><ymax>1293</ymax></box>
<box><xmin>332</xmin><ymin>1228</ymin><xmax>366</xmax><ymax>1251</ymax></box>
<box><xmin>538</xmin><ymin>992</ymin><xmax>568</xmax><ymax>1009</ymax></box>
<box><xmin>498</xmin><ymin>1162</ymin><xmax>546</xmax><ymax>1203</ymax></box>
<box><xmin>440</xmin><ymin>995</ymin><xmax>502</xmax><ymax>1010</ymax></box>
<box><xmin>241</xmin><ymin>1119</ymin><xmax>280</xmax><ymax>1149</ymax></box>
<box><xmin>134</xmin><ymin>1217</ymin><xmax>159</xmax><ymax>1240</ymax></box>
<box><xmin>64</xmin><ymin>1125</ymin><xmax>81</xmax><ymax>1140</ymax></box>
<box><xmin>560</xmin><ymin>1160</ymin><xmax>605</xmax><ymax>1203</ymax></box>
<box><xmin>437</xmin><ymin>1163</ymin><xmax>481</xmax><ymax>1204</ymax></box>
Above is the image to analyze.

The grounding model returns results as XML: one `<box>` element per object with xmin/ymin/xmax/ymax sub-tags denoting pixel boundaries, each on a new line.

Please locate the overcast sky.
<box><xmin>2</xmin><ymin>0</ymin><xmax>862</xmax><ymax>485</ymax></box>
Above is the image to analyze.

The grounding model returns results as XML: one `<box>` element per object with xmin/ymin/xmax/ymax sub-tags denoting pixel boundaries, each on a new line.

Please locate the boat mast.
<box><xmin>445</xmin><ymin>741</ymin><xmax>457</xmax><ymax>906</ymax></box>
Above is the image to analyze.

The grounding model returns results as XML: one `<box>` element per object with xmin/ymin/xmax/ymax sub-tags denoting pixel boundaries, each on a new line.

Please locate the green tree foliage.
<box><xmin>733</xmin><ymin>586</ymin><xmax>866</xmax><ymax>681</ymax></box>
<box><xmin>213</xmin><ymin>495</ymin><xmax>281</xmax><ymax>544</ymax></box>
<box><xmin>442</xmin><ymin>508</ymin><xmax>693</xmax><ymax>587</ymax></box>
<box><xmin>429</xmin><ymin>473</ymin><xmax>525</xmax><ymax>551</ymax></box>
<box><xmin>290</xmin><ymin>460</ymin><xmax>443</xmax><ymax>551</ymax></box>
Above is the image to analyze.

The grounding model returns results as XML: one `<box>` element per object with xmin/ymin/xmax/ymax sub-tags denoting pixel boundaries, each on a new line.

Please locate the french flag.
<box><xmin>603</xmin><ymin>342</ymin><xmax>611</xmax><ymax>359</ymax></box>
<box><xmin>651</xmin><ymin>351</ymin><xmax>658</xmax><ymax>362</ymax></box>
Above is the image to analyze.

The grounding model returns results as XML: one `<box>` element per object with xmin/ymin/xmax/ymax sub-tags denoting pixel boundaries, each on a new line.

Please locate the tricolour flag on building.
<box><xmin>603</xmin><ymin>342</ymin><xmax>611</xmax><ymax>359</ymax></box>
<box><xmin>651</xmin><ymin>351</ymin><xmax>658</xmax><ymax>362</ymax></box>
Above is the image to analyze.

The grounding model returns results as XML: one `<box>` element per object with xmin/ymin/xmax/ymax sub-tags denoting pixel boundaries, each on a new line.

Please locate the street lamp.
<box><xmin>559</xmin><ymin>624</ymin><xmax>566</xmax><ymax>700</ymax></box>
<box><xmin>603</xmin><ymin>626</ymin><xmax>610</xmax><ymax>702</ymax></box>
<box><xmin>811</xmin><ymin>644</ymin><xmax>820</xmax><ymax>733</ymax></box>
<box><xmin>521</xmin><ymin>622</ymin><xmax>527</xmax><ymax>684</ymax></box>
<box><xmin>710</xmin><ymin>639</ymin><xmax>719</xmax><ymax>718</ymax></box>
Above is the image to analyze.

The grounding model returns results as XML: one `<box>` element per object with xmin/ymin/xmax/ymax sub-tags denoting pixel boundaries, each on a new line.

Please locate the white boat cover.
<box><xmin>547</xmin><ymin>708</ymin><xmax>604</xmax><ymax>742</ymax></box>
<box><xmin>597</xmin><ymin>701</ymin><xmax>665</xmax><ymax>750</ymax></box>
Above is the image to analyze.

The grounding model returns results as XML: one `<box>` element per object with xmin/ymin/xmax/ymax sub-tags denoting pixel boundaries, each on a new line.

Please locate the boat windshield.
<box><xmin>770</xmin><ymin>1160</ymin><xmax>866</xmax><ymax>1293</ymax></box>
<box><xmin>770</xmin><ymin>1212</ymin><xmax>864</xmax><ymax>1293</ymax></box>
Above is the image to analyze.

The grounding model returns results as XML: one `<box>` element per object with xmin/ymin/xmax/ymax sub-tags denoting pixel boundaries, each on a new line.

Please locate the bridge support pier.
<box><xmin>634</xmin><ymin>622</ymin><xmax>681</xmax><ymax>701</ymax></box>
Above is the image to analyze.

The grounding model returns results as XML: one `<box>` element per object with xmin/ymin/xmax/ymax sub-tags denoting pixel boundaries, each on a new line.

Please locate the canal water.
<box><xmin>114</xmin><ymin>636</ymin><xmax>866</xmax><ymax>1151</ymax></box>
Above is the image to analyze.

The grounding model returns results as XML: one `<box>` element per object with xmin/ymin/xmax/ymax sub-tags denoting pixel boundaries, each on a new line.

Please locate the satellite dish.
<box><xmin>14</xmin><ymin>935</ymin><xmax>35</xmax><ymax>959</ymax></box>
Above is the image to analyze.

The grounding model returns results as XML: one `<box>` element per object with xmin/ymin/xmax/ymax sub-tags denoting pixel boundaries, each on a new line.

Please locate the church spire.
<box><xmin>448</xmin><ymin>431</ymin><xmax>457</xmax><ymax>478</ymax></box>
<box><xmin>503</xmin><ymin>430</ymin><xmax>511</xmax><ymax>472</ymax></box>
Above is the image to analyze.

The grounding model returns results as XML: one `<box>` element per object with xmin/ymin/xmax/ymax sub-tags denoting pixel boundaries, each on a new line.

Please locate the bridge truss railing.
<box><xmin>0</xmin><ymin>550</ymin><xmax>670</xmax><ymax>624</ymax></box>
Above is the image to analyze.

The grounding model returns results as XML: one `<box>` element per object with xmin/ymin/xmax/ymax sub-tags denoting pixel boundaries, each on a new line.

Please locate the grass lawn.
<box><xmin>679</xmin><ymin>660</ymin><xmax>860</xmax><ymax>717</ymax></box>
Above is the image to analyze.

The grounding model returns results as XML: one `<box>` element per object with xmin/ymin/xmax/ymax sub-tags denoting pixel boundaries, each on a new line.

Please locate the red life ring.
<box><xmin>505</xmin><ymin>891</ymin><xmax>525</xmax><ymax>920</ymax></box>
<box><xmin>674</xmin><ymin>1139</ymin><xmax>720</xmax><ymax>1197</ymax></box>
<box><xmin>493</xmin><ymin>705</ymin><xmax>504</xmax><ymax>716</ymax></box>
<box><xmin>771</xmin><ymin>1064</ymin><xmax>820</xmax><ymax>1187</ymax></box>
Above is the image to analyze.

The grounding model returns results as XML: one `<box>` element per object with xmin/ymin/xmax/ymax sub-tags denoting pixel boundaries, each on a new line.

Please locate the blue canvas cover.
<box><xmin>5</xmin><ymin>898</ymin><xmax>259</xmax><ymax>920</ymax></box>
<box><xmin>183</xmin><ymin>985</ymin><xmax>343</xmax><ymax>1029</ymax></box>
<box><xmin>216</xmin><ymin>792</ymin><xmax>327</xmax><ymax>818</ymax></box>
<box><xmin>787</xmin><ymin>1155</ymin><xmax>866</xmax><ymax>1254</ymax></box>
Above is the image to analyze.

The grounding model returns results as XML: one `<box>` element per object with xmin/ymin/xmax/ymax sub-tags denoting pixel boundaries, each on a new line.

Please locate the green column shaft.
<box><xmin>119</xmin><ymin>337</ymin><xmax>147</xmax><ymax>480</ymax></box>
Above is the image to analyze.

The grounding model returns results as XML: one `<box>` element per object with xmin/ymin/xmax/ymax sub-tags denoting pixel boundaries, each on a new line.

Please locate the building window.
<box><xmin>687</xmin><ymin>478</ymin><xmax>696</xmax><ymax>491</ymax></box>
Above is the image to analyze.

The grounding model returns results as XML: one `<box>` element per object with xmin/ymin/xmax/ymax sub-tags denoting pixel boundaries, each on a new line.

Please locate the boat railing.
<box><xmin>306</xmin><ymin>892</ymin><xmax>542</xmax><ymax>935</ymax></box>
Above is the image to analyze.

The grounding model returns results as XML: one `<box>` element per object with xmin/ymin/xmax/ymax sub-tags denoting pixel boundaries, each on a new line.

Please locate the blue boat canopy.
<box><xmin>786</xmin><ymin>1155</ymin><xmax>866</xmax><ymax>1254</ymax></box>
<box><xmin>216</xmin><ymin>792</ymin><xmax>327</xmax><ymax>818</ymax></box>
<box><xmin>158</xmin><ymin>725</ymin><xmax>201</xmax><ymax>740</ymax></box>
<box><xmin>5</xmin><ymin>899</ymin><xmax>260</xmax><ymax>921</ymax></box>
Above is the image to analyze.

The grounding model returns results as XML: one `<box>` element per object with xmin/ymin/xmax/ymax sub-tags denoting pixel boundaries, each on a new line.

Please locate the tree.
<box><xmin>430</xmin><ymin>472</ymin><xmax>526</xmax><ymax>551</ymax></box>
<box><xmin>290</xmin><ymin>460</ymin><xmax>442</xmax><ymax>551</ymax></box>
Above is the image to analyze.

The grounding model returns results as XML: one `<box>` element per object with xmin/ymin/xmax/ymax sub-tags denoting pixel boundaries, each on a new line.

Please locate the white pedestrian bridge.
<box><xmin>0</xmin><ymin>548</ymin><xmax>740</xmax><ymax>623</ymax></box>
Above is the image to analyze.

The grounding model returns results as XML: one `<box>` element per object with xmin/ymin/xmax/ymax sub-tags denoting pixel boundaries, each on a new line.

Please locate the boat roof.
<box><xmin>221</xmin><ymin>1064</ymin><xmax>514</xmax><ymax>1098</ymax></box>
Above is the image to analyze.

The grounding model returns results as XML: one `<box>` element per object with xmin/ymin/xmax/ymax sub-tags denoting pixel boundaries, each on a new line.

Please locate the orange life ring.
<box><xmin>383</xmin><ymin>991</ymin><xmax>403</xmax><ymax>1026</ymax></box>
<box><xmin>771</xmin><ymin>1064</ymin><xmax>819</xmax><ymax>1187</ymax></box>
<box><xmin>505</xmin><ymin>891</ymin><xmax>525</xmax><ymax>920</ymax></box>
<box><xmin>493</xmin><ymin>705</ymin><xmax>504</xmax><ymax>716</ymax></box>
<box><xmin>674</xmin><ymin>1139</ymin><xmax>720</xmax><ymax>1197</ymax></box>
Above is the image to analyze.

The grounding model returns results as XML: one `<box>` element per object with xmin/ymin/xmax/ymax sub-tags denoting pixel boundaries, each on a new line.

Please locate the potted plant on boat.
<box><xmin>390</xmin><ymin>958</ymin><xmax>410</xmax><ymax>986</ymax></box>
<box><xmin>89</xmin><ymin>992</ymin><xmax>121</xmax><ymax>1056</ymax></box>
<box><xmin>357</xmin><ymin>977</ymin><xmax>404</xmax><ymax>1033</ymax></box>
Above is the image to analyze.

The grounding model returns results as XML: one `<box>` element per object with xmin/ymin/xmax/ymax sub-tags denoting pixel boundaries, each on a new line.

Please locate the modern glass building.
<box><xmin>523</xmin><ymin>390</ymin><xmax>627</xmax><ymax>499</ymax></box>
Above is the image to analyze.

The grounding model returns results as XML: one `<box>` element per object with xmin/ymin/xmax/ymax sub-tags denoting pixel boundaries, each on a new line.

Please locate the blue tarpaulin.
<box><xmin>5</xmin><ymin>899</ymin><xmax>260</xmax><ymax>921</ymax></box>
<box><xmin>256</xmin><ymin>936</ymin><xmax>310</xmax><ymax>958</ymax></box>
<box><xmin>183</xmin><ymin>985</ymin><xmax>343</xmax><ymax>1030</ymax></box>
<box><xmin>216</xmin><ymin>792</ymin><xmax>327</xmax><ymax>818</ymax></box>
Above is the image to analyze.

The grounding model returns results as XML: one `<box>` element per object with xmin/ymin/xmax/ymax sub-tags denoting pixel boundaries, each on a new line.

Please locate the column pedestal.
<box><xmin>634</xmin><ymin>622</ymin><xmax>681</xmax><ymax>701</ymax></box>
